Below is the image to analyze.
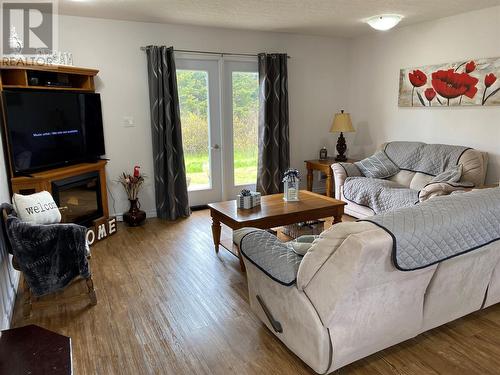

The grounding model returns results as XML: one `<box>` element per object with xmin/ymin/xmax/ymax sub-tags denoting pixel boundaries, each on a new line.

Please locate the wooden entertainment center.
<box><xmin>0</xmin><ymin>63</ymin><xmax>109</xmax><ymax>225</ymax></box>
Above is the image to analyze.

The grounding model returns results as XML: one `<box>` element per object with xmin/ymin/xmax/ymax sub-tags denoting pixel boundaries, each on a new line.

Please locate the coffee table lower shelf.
<box><xmin>208</xmin><ymin>190</ymin><xmax>346</xmax><ymax>271</ymax></box>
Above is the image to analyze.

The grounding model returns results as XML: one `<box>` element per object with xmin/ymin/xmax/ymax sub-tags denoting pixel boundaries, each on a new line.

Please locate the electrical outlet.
<box><xmin>122</xmin><ymin>116</ymin><xmax>135</xmax><ymax>127</ymax></box>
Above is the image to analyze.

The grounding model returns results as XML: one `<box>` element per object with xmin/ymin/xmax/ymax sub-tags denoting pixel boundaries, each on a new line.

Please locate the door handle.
<box><xmin>211</xmin><ymin>144</ymin><xmax>220</xmax><ymax>150</ymax></box>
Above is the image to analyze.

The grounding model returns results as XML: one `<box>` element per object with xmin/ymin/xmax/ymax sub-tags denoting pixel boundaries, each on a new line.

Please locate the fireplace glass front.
<box><xmin>52</xmin><ymin>171</ymin><xmax>104</xmax><ymax>226</ymax></box>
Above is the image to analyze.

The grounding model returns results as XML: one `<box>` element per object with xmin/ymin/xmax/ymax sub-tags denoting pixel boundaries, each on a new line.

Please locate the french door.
<box><xmin>176</xmin><ymin>55</ymin><xmax>258</xmax><ymax>206</ymax></box>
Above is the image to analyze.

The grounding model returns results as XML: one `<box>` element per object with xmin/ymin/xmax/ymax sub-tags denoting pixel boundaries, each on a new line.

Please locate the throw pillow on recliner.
<box><xmin>355</xmin><ymin>150</ymin><xmax>400</xmax><ymax>179</ymax></box>
<box><xmin>12</xmin><ymin>191</ymin><xmax>61</xmax><ymax>224</ymax></box>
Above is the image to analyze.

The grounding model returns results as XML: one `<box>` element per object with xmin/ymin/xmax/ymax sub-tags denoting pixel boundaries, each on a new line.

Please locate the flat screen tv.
<box><xmin>2</xmin><ymin>90</ymin><xmax>105</xmax><ymax>174</ymax></box>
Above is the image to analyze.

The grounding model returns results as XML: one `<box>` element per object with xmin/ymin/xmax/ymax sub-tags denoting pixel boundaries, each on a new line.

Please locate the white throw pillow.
<box><xmin>289</xmin><ymin>235</ymin><xmax>319</xmax><ymax>256</ymax></box>
<box><xmin>12</xmin><ymin>191</ymin><xmax>62</xmax><ymax>224</ymax></box>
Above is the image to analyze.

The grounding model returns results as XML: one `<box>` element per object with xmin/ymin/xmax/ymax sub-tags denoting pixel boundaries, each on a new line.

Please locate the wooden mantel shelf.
<box><xmin>11</xmin><ymin>160</ymin><xmax>109</xmax><ymax>219</ymax></box>
<box><xmin>11</xmin><ymin>160</ymin><xmax>107</xmax><ymax>183</ymax></box>
<box><xmin>0</xmin><ymin>62</ymin><xmax>99</xmax><ymax>76</ymax></box>
<box><xmin>0</xmin><ymin>63</ymin><xmax>99</xmax><ymax>92</ymax></box>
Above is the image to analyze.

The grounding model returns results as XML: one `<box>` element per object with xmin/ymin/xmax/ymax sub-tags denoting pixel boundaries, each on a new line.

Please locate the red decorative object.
<box><xmin>485</xmin><ymin>73</ymin><xmax>497</xmax><ymax>88</ymax></box>
<box><xmin>465</xmin><ymin>61</ymin><xmax>476</xmax><ymax>73</ymax></box>
<box><xmin>408</xmin><ymin>70</ymin><xmax>427</xmax><ymax>106</ymax></box>
<box><xmin>408</xmin><ymin>70</ymin><xmax>427</xmax><ymax>87</ymax></box>
<box><xmin>431</xmin><ymin>69</ymin><xmax>478</xmax><ymax>102</ymax></box>
<box><xmin>482</xmin><ymin>73</ymin><xmax>499</xmax><ymax>105</ymax></box>
<box><xmin>424</xmin><ymin>88</ymin><xmax>436</xmax><ymax>104</ymax></box>
<box><xmin>399</xmin><ymin>56</ymin><xmax>500</xmax><ymax>107</ymax></box>
<box><xmin>118</xmin><ymin>166</ymin><xmax>147</xmax><ymax>227</ymax></box>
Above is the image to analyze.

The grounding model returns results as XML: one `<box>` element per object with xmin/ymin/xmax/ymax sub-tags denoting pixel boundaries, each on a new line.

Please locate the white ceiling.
<box><xmin>59</xmin><ymin>0</ymin><xmax>500</xmax><ymax>38</ymax></box>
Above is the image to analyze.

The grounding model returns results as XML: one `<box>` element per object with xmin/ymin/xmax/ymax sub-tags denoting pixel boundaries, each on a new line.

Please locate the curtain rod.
<box><xmin>139</xmin><ymin>47</ymin><xmax>291</xmax><ymax>58</ymax></box>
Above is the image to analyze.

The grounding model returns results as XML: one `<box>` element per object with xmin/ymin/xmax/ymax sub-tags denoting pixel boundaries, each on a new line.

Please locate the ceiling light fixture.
<box><xmin>365</xmin><ymin>14</ymin><xmax>403</xmax><ymax>31</ymax></box>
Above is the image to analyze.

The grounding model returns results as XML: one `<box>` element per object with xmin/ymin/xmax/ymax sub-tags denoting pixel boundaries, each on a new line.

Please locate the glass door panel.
<box><xmin>222</xmin><ymin>60</ymin><xmax>259</xmax><ymax>199</ymax></box>
<box><xmin>232</xmin><ymin>71</ymin><xmax>259</xmax><ymax>186</ymax></box>
<box><xmin>177</xmin><ymin>69</ymin><xmax>211</xmax><ymax>191</ymax></box>
<box><xmin>176</xmin><ymin>58</ymin><xmax>222</xmax><ymax>206</ymax></box>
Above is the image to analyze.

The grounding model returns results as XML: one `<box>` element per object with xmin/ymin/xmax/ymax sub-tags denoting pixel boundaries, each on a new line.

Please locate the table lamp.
<box><xmin>330</xmin><ymin>110</ymin><xmax>355</xmax><ymax>162</ymax></box>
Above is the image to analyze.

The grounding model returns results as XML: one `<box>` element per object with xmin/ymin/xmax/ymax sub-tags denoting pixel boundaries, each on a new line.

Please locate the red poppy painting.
<box><xmin>399</xmin><ymin>57</ymin><xmax>500</xmax><ymax>107</ymax></box>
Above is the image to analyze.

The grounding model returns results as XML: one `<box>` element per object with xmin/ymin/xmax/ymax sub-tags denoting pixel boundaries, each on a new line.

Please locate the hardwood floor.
<box><xmin>11</xmin><ymin>210</ymin><xmax>500</xmax><ymax>374</ymax></box>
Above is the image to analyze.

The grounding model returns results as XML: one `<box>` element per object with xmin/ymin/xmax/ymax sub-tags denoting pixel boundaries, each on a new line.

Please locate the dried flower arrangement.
<box><xmin>117</xmin><ymin>166</ymin><xmax>146</xmax><ymax>201</ymax></box>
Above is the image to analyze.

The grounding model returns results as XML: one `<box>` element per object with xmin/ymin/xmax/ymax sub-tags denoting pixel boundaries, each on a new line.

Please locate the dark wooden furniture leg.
<box><xmin>306</xmin><ymin>164</ymin><xmax>313</xmax><ymax>192</ymax></box>
<box><xmin>333</xmin><ymin>210</ymin><xmax>343</xmax><ymax>225</ymax></box>
<box><xmin>326</xmin><ymin>170</ymin><xmax>334</xmax><ymax>197</ymax></box>
<box><xmin>211</xmin><ymin>216</ymin><xmax>221</xmax><ymax>253</ymax></box>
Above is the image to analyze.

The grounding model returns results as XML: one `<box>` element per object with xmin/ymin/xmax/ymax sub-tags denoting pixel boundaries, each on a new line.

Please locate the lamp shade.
<box><xmin>330</xmin><ymin>110</ymin><xmax>354</xmax><ymax>133</ymax></box>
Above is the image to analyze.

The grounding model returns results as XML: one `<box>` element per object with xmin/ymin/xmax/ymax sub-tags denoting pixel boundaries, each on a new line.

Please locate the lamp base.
<box><xmin>335</xmin><ymin>132</ymin><xmax>347</xmax><ymax>162</ymax></box>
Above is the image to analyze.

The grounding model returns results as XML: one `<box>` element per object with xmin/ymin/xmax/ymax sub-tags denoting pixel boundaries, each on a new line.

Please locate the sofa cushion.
<box><xmin>354</xmin><ymin>151</ymin><xmax>399</xmax><ymax>179</ymax></box>
<box><xmin>343</xmin><ymin>177</ymin><xmax>419</xmax><ymax>214</ymax></box>
<box><xmin>430</xmin><ymin>165</ymin><xmax>462</xmax><ymax>184</ymax></box>
<box><xmin>459</xmin><ymin>149</ymin><xmax>487</xmax><ymax>186</ymax></box>
<box><xmin>388</xmin><ymin>170</ymin><xmax>415</xmax><ymax>187</ymax></box>
<box><xmin>384</xmin><ymin>141</ymin><xmax>469</xmax><ymax>176</ymax></box>
<box><xmin>364</xmin><ymin>188</ymin><xmax>500</xmax><ymax>271</ymax></box>
<box><xmin>409</xmin><ymin>173</ymin><xmax>434</xmax><ymax>191</ymax></box>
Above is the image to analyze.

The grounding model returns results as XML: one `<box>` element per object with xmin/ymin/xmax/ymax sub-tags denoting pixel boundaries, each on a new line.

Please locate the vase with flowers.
<box><xmin>118</xmin><ymin>166</ymin><xmax>146</xmax><ymax>226</ymax></box>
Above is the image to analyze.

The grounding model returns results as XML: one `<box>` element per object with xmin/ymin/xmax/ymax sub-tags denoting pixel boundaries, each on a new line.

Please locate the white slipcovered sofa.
<box><xmin>240</xmin><ymin>189</ymin><xmax>500</xmax><ymax>373</ymax></box>
<box><xmin>332</xmin><ymin>142</ymin><xmax>488</xmax><ymax>218</ymax></box>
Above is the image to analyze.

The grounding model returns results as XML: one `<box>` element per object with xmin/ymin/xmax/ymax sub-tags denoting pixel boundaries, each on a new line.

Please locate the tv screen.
<box><xmin>3</xmin><ymin>90</ymin><xmax>105</xmax><ymax>174</ymax></box>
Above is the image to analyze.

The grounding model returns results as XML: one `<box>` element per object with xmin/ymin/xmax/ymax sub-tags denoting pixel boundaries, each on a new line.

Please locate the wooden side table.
<box><xmin>305</xmin><ymin>157</ymin><xmax>358</xmax><ymax>198</ymax></box>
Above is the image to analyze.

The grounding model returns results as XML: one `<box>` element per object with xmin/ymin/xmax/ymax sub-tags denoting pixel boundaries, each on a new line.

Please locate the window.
<box><xmin>177</xmin><ymin>69</ymin><xmax>211</xmax><ymax>191</ymax></box>
<box><xmin>232</xmin><ymin>71</ymin><xmax>259</xmax><ymax>186</ymax></box>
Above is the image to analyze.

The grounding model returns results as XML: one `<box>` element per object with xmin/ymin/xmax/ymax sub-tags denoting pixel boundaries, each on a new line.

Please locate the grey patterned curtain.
<box><xmin>145</xmin><ymin>46</ymin><xmax>191</xmax><ymax>220</ymax></box>
<box><xmin>257</xmin><ymin>53</ymin><xmax>290</xmax><ymax>195</ymax></box>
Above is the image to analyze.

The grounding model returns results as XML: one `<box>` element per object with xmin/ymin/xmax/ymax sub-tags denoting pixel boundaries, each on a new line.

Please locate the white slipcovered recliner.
<box><xmin>332</xmin><ymin>142</ymin><xmax>488</xmax><ymax>218</ymax></box>
<box><xmin>241</xmin><ymin>210</ymin><xmax>500</xmax><ymax>373</ymax></box>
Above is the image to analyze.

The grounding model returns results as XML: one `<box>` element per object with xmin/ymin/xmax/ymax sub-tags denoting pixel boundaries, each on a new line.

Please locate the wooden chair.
<box><xmin>1</xmin><ymin>207</ymin><xmax>97</xmax><ymax>318</ymax></box>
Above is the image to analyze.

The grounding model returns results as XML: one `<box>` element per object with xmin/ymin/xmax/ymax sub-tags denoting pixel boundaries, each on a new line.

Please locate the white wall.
<box><xmin>57</xmin><ymin>16</ymin><xmax>350</xmax><ymax>215</ymax></box>
<box><xmin>347</xmin><ymin>6</ymin><xmax>500</xmax><ymax>184</ymax></box>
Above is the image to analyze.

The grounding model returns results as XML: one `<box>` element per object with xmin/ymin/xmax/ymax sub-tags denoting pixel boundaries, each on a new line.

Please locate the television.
<box><xmin>2</xmin><ymin>90</ymin><xmax>105</xmax><ymax>174</ymax></box>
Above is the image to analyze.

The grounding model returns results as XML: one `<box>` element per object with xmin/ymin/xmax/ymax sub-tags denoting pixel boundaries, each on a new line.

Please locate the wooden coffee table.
<box><xmin>208</xmin><ymin>190</ymin><xmax>346</xmax><ymax>270</ymax></box>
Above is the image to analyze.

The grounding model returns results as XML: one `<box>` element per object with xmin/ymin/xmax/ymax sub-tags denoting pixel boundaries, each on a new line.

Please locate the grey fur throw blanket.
<box><xmin>2</xmin><ymin>204</ymin><xmax>90</xmax><ymax>296</ymax></box>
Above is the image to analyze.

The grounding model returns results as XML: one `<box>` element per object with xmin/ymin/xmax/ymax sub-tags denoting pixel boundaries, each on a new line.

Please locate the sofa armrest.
<box><xmin>331</xmin><ymin>162</ymin><xmax>363</xmax><ymax>200</ymax></box>
<box><xmin>240</xmin><ymin>229</ymin><xmax>302</xmax><ymax>286</ymax></box>
<box><xmin>418</xmin><ymin>181</ymin><xmax>474</xmax><ymax>202</ymax></box>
